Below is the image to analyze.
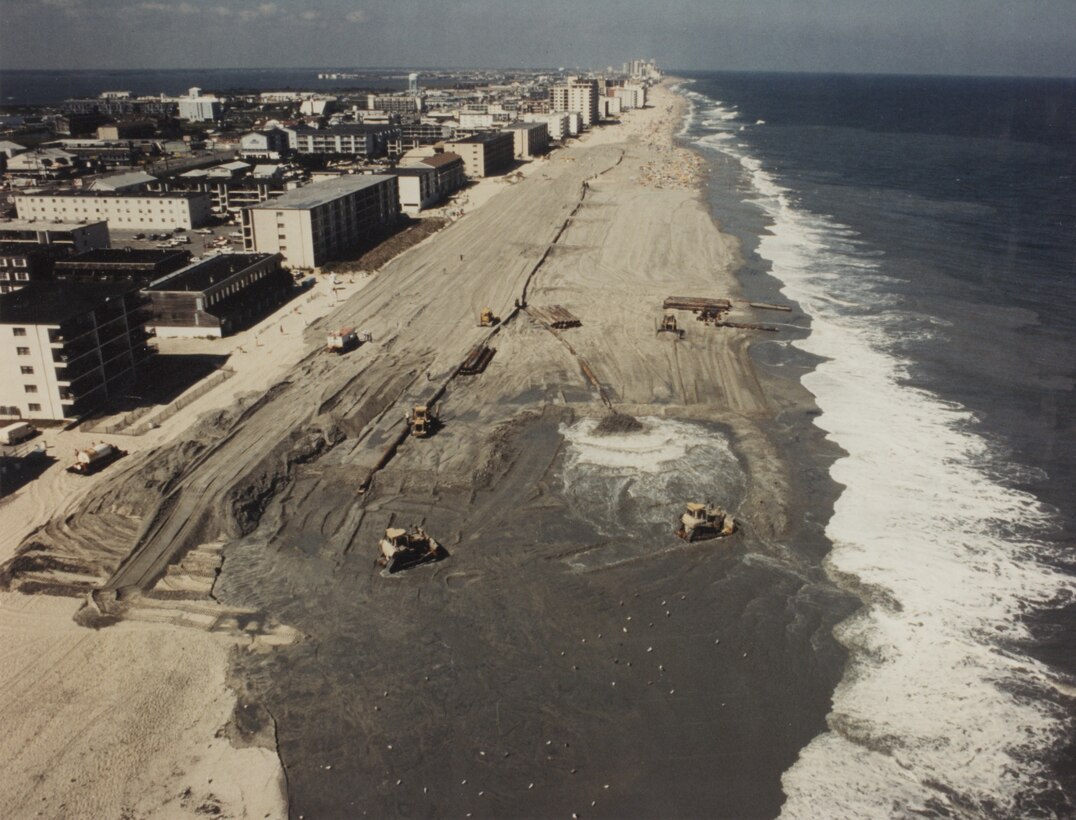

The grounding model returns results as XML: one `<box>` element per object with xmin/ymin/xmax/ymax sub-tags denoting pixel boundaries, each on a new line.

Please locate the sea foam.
<box><xmin>681</xmin><ymin>87</ymin><xmax>1076</xmax><ymax>816</ymax></box>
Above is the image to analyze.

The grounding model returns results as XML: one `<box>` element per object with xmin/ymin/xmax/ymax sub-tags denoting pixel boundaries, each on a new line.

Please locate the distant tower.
<box><xmin>408</xmin><ymin>73</ymin><xmax>419</xmax><ymax>95</ymax></box>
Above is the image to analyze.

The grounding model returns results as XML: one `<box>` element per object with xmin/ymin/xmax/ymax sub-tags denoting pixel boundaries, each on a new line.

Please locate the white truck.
<box><xmin>0</xmin><ymin>421</ymin><xmax>36</xmax><ymax>446</ymax></box>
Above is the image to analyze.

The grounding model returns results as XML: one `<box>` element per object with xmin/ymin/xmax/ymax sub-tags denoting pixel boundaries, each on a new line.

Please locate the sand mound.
<box><xmin>592</xmin><ymin>411</ymin><xmax>645</xmax><ymax>436</ymax></box>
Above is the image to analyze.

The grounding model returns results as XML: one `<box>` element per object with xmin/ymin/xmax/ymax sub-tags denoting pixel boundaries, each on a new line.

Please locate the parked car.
<box><xmin>133</xmin><ymin>232</ymin><xmax>146</xmax><ymax>240</ymax></box>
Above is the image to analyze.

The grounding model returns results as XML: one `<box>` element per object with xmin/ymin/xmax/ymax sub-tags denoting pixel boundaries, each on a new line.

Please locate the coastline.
<box><xmin>0</xmin><ymin>79</ymin><xmax>853</xmax><ymax>818</ymax></box>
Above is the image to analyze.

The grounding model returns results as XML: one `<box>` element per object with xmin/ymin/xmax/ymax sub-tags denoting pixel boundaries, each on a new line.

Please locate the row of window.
<box><xmin>0</xmin><ymin>258</ymin><xmax>28</xmax><ymax>267</ymax></box>
<box><xmin>0</xmin><ymin>272</ymin><xmax>31</xmax><ymax>282</ymax></box>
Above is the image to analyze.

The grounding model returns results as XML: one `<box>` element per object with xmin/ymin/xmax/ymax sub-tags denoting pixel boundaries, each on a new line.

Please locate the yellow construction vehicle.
<box><xmin>377</xmin><ymin>526</ymin><xmax>446</xmax><ymax>573</ymax></box>
<box><xmin>675</xmin><ymin>502</ymin><xmax>736</xmax><ymax>542</ymax></box>
<box><xmin>479</xmin><ymin>307</ymin><xmax>498</xmax><ymax>327</ymax></box>
<box><xmin>408</xmin><ymin>404</ymin><xmax>435</xmax><ymax>437</ymax></box>
<box><xmin>657</xmin><ymin>313</ymin><xmax>685</xmax><ymax>338</ymax></box>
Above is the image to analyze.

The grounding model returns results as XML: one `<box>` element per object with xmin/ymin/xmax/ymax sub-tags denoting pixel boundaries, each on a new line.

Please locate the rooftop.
<box><xmin>419</xmin><ymin>152</ymin><xmax>464</xmax><ymax>168</ymax></box>
<box><xmin>55</xmin><ymin>248</ymin><xmax>191</xmax><ymax>268</ymax></box>
<box><xmin>247</xmin><ymin>175</ymin><xmax>395</xmax><ymax>210</ymax></box>
<box><xmin>148</xmin><ymin>253</ymin><xmax>278</xmax><ymax>292</ymax></box>
<box><xmin>453</xmin><ymin>132</ymin><xmax>513</xmax><ymax>145</ymax></box>
<box><xmin>0</xmin><ymin>219</ymin><xmax>109</xmax><ymax>233</ymax></box>
<box><xmin>16</xmin><ymin>190</ymin><xmax>205</xmax><ymax>201</ymax></box>
<box><xmin>0</xmin><ymin>280</ymin><xmax>138</xmax><ymax>326</ymax></box>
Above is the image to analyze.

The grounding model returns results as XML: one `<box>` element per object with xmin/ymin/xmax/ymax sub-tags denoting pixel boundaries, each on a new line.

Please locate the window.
<box><xmin>12</xmin><ymin>327</ymin><xmax>25</xmax><ymax>336</ymax></box>
<box><xmin>16</xmin><ymin>347</ymin><xmax>30</xmax><ymax>356</ymax></box>
<box><xmin>28</xmin><ymin>403</ymin><xmax>41</xmax><ymax>412</ymax></box>
<box><xmin>14</xmin><ymin>273</ymin><xmax>29</xmax><ymax>282</ymax></box>
<box><xmin>24</xmin><ymin>384</ymin><xmax>38</xmax><ymax>394</ymax></box>
<box><xmin>20</xmin><ymin>366</ymin><xmax>33</xmax><ymax>375</ymax></box>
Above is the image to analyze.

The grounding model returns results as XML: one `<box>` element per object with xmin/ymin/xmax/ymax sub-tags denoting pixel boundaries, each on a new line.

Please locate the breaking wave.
<box><xmin>681</xmin><ymin>87</ymin><xmax>1076</xmax><ymax>817</ymax></box>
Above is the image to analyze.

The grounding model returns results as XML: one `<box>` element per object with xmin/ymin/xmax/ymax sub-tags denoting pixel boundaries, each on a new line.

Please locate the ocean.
<box><xmin>0</xmin><ymin>68</ymin><xmax>440</xmax><ymax>106</ymax></box>
<box><xmin>678</xmin><ymin>72</ymin><xmax>1076</xmax><ymax>817</ymax></box>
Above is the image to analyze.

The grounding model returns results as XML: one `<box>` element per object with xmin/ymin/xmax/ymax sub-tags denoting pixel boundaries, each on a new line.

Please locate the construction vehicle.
<box><xmin>377</xmin><ymin>526</ymin><xmax>446</xmax><ymax>573</ymax></box>
<box><xmin>479</xmin><ymin>308</ymin><xmax>498</xmax><ymax>327</ymax></box>
<box><xmin>408</xmin><ymin>404</ymin><xmax>436</xmax><ymax>438</ymax></box>
<box><xmin>657</xmin><ymin>314</ymin><xmax>684</xmax><ymax>338</ymax></box>
<box><xmin>326</xmin><ymin>326</ymin><xmax>359</xmax><ymax>353</ymax></box>
<box><xmin>675</xmin><ymin>502</ymin><xmax>736</xmax><ymax>542</ymax></box>
<box><xmin>67</xmin><ymin>442</ymin><xmax>126</xmax><ymax>475</ymax></box>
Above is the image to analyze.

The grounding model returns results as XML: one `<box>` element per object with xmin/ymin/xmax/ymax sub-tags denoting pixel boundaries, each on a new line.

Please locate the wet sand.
<box><xmin>0</xmin><ymin>81</ymin><xmax>854</xmax><ymax>817</ymax></box>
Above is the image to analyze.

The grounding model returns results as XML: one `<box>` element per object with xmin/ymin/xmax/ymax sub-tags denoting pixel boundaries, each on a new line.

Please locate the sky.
<box><xmin>1</xmin><ymin>0</ymin><xmax>1074</xmax><ymax>77</ymax></box>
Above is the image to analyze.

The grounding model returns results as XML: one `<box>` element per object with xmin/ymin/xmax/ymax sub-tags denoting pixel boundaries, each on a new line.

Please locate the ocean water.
<box><xmin>678</xmin><ymin>72</ymin><xmax>1076</xmax><ymax>816</ymax></box>
<box><xmin>0</xmin><ymin>68</ymin><xmax>437</xmax><ymax>106</ymax></box>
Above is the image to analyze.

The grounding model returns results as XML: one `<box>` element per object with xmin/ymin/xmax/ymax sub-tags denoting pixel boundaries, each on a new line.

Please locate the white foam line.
<box><xmin>678</xmin><ymin>86</ymin><xmax>1075</xmax><ymax>816</ymax></box>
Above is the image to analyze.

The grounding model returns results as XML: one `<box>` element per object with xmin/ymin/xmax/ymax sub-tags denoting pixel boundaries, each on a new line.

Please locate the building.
<box><xmin>293</xmin><ymin>124</ymin><xmax>401</xmax><ymax>159</ymax></box>
<box><xmin>54</xmin><ymin>248</ymin><xmax>192</xmax><ymax>285</ymax></box>
<box><xmin>398</xmin><ymin>151</ymin><xmax>467</xmax><ymax>201</ymax></box>
<box><xmin>613</xmin><ymin>83</ymin><xmax>647</xmax><ymax>110</ymax></box>
<box><xmin>387</xmin><ymin>167</ymin><xmax>440</xmax><ymax>216</ymax></box>
<box><xmin>5</xmin><ymin>148</ymin><xmax>80</xmax><ymax>181</ymax></box>
<box><xmin>600</xmin><ymin>96</ymin><xmax>623</xmax><ymax>119</ymax></box>
<box><xmin>242</xmin><ymin>175</ymin><xmax>400</xmax><ymax>269</ymax></box>
<box><xmin>145</xmin><ymin>253</ymin><xmax>290</xmax><ymax>337</ymax></box>
<box><xmin>86</xmin><ymin>170</ymin><xmax>157</xmax><ymax>192</ymax></box>
<box><xmin>448</xmin><ymin>132</ymin><xmax>515</xmax><ymax>178</ymax></box>
<box><xmin>97</xmin><ymin>121</ymin><xmax>156</xmax><ymax>141</ymax></box>
<box><xmin>522</xmin><ymin>112</ymin><xmax>571</xmax><ymax>141</ymax></box>
<box><xmin>50</xmin><ymin>138</ymin><xmax>155</xmax><ymax>169</ymax></box>
<box><xmin>399</xmin><ymin>121</ymin><xmax>453</xmax><ymax>149</ymax></box>
<box><xmin>550</xmin><ymin>77</ymin><xmax>600</xmax><ymax>129</ymax></box>
<box><xmin>0</xmin><ymin>244</ymin><xmax>70</xmax><ymax>294</ymax></box>
<box><xmin>0</xmin><ymin>220</ymin><xmax>111</xmax><ymax>253</ymax></box>
<box><xmin>0</xmin><ymin>281</ymin><xmax>153</xmax><ymax>421</ymax></box>
<box><xmin>14</xmin><ymin>190</ymin><xmax>212</xmax><ymax>231</ymax></box>
<box><xmin>178</xmin><ymin>88</ymin><xmax>222</xmax><ymax>122</ymax></box>
<box><xmin>239</xmin><ymin>129</ymin><xmax>291</xmax><ymax>160</ymax></box>
<box><xmin>367</xmin><ymin>94</ymin><xmax>422</xmax><ymax>115</ymax></box>
<box><xmin>502</xmin><ymin>121</ymin><xmax>549</xmax><ymax>159</ymax></box>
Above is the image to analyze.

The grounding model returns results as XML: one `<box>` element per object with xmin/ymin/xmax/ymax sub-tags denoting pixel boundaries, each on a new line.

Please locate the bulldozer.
<box><xmin>657</xmin><ymin>313</ymin><xmax>684</xmax><ymax>338</ymax></box>
<box><xmin>479</xmin><ymin>307</ymin><xmax>499</xmax><ymax>327</ymax></box>
<box><xmin>408</xmin><ymin>404</ymin><xmax>436</xmax><ymax>437</ymax></box>
<box><xmin>377</xmin><ymin>526</ymin><xmax>446</xmax><ymax>573</ymax></box>
<box><xmin>675</xmin><ymin>502</ymin><xmax>736</xmax><ymax>542</ymax></box>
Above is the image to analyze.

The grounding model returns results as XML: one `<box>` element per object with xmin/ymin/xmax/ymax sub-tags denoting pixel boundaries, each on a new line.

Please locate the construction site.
<box><xmin>0</xmin><ymin>83</ymin><xmax>850</xmax><ymax>819</ymax></box>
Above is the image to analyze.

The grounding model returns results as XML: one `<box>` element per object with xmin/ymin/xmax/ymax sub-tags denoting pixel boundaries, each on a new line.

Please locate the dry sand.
<box><xmin>0</xmin><ymin>82</ymin><xmax>839</xmax><ymax>817</ymax></box>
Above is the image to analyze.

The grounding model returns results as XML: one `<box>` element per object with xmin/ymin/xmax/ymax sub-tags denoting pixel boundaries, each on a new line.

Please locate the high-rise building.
<box><xmin>549</xmin><ymin>77</ymin><xmax>600</xmax><ymax>129</ymax></box>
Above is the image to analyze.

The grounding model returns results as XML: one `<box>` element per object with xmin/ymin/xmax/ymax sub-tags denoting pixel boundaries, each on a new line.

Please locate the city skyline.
<box><xmin>1</xmin><ymin>0</ymin><xmax>1074</xmax><ymax>78</ymax></box>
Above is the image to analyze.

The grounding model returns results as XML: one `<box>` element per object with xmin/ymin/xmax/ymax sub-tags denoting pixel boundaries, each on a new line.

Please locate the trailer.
<box><xmin>326</xmin><ymin>326</ymin><xmax>359</xmax><ymax>353</ymax></box>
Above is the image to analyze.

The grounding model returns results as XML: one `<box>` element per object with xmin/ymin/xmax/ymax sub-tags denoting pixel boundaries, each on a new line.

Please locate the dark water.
<box><xmin>0</xmin><ymin>68</ymin><xmax>438</xmax><ymax>105</ymax></box>
<box><xmin>680</xmin><ymin>72</ymin><xmax>1076</xmax><ymax>816</ymax></box>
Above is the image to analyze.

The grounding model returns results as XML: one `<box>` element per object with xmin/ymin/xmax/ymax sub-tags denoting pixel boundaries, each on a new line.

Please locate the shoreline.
<box><xmin>0</xmin><ymin>80</ymin><xmax>853</xmax><ymax>818</ymax></box>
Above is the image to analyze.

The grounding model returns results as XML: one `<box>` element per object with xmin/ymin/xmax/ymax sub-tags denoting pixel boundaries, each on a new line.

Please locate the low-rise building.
<box><xmin>178</xmin><ymin>87</ymin><xmax>222</xmax><ymax>122</ymax></box>
<box><xmin>448</xmin><ymin>132</ymin><xmax>515</xmax><ymax>178</ymax></box>
<box><xmin>522</xmin><ymin>112</ymin><xmax>571</xmax><ymax>141</ymax></box>
<box><xmin>293</xmin><ymin>124</ymin><xmax>401</xmax><ymax>159</ymax></box>
<box><xmin>0</xmin><ymin>281</ymin><xmax>153</xmax><ymax>421</ymax></box>
<box><xmin>242</xmin><ymin>174</ymin><xmax>400</xmax><ymax>269</ymax></box>
<box><xmin>14</xmin><ymin>190</ymin><xmax>212</xmax><ymax>231</ymax></box>
<box><xmin>54</xmin><ymin>248</ymin><xmax>192</xmax><ymax>285</ymax></box>
<box><xmin>239</xmin><ymin>128</ymin><xmax>291</xmax><ymax>160</ymax></box>
<box><xmin>145</xmin><ymin>252</ymin><xmax>290</xmax><ymax>337</ymax></box>
<box><xmin>97</xmin><ymin>121</ymin><xmax>156</xmax><ymax>141</ymax></box>
<box><xmin>387</xmin><ymin>167</ymin><xmax>440</xmax><ymax>215</ymax></box>
<box><xmin>0</xmin><ymin>220</ymin><xmax>110</xmax><ymax>253</ymax></box>
<box><xmin>502</xmin><ymin>121</ymin><xmax>549</xmax><ymax>159</ymax></box>
<box><xmin>5</xmin><ymin>148</ymin><xmax>80</xmax><ymax>181</ymax></box>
